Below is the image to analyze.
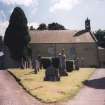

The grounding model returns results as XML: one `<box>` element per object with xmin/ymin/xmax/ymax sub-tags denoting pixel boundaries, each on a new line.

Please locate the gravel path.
<box><xmin>64</xmin><ymin>69</ymin><xmax>105</xmax><ymax>105</ymax></box>
<box><xmin>0</xmin><ymin>70</ymin><xmax>43</xmax><ymax>105</ymax></box>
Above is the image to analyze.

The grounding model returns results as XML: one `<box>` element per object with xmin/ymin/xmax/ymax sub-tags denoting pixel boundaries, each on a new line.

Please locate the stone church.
<box><xmin>1</xmin><ymin>18</ymin><xmax>105</xmax><ymax>68</ymax></box>
<box><xmin>30</xmin><ymin>18</ymin><xmax>99</xmax><ymax>67</ymax></box>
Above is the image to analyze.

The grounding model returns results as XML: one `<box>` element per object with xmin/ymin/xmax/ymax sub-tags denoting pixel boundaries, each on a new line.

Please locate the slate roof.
<box><xmin>30</xmin><ymin>30</ymin><xmax>96</xmax><ymax>44</ymax></box>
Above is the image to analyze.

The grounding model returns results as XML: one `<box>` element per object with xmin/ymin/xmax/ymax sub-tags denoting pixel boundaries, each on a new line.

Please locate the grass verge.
<box><xmin>8</xmin><ymin>68</ymin><xmax>95</xmax><ymax>103</ymax></box>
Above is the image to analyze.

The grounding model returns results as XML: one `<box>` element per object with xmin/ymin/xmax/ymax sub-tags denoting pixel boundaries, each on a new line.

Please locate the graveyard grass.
<box><xmin>8</xmin><ymin>68</ymin><xmax>95</xmax><ymax>103</ymax></box>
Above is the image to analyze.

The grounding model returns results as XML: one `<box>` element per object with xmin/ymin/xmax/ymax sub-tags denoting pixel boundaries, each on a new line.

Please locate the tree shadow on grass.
<box><xmin>83</xmin><ymin>77</ymin><xmax>105</xmax><ymax>89</ymax></box>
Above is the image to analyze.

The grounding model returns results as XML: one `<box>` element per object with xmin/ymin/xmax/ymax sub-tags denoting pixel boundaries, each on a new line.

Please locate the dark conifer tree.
<box><xmin>4</xmin><ymin>7</ymin><xmax>31</xmax><ymax>67</ymax></box>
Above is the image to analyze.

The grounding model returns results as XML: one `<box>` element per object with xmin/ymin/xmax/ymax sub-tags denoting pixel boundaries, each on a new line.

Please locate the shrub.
<box><xmin>89</xmin><ymin>65</ymin><xmax>97</xmax><ymax>68</ymax></box>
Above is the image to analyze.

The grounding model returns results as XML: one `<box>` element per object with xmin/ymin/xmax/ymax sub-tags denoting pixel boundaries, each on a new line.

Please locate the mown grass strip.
<box><xmin>8</xmin><ymin>68</ymin><xmax>95</xmax><ymax>103</ymax></box>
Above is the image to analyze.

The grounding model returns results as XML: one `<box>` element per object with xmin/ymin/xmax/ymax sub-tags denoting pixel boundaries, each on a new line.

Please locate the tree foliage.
<box><xmin>94</xmin><ymin>29</ymin><xmax>105</xmax><ymax>48</ymax></box>
<box><xmin>4</xmin><ymin>7</ymin><xmax>31</xmax><ymax>61</ymax></box>
<box><xmin>30</xmin><ymin>26</ymin><xmax>35</xmax><ymax>30</ymax></box>
<box><xmin>37</xmin><ymin>22</ymin><xmax>66</xmax><ymax>30</ymax></box>
<box><xmin>37</xmin><ymin>23</ymin><xmax>47</xmax><ymax>30</ymax></box>
<box><xmin>48</xmin><ymin>22</ymin><xmax>65</xmax><ymax>30</ymax></box>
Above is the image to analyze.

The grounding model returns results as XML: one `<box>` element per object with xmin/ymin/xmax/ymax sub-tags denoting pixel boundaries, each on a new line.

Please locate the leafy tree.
<box><xmin>30</xmin><ymin>26</ymin><xmax>35</xmax><ymax>30</ymax></box>
<box><xmin>48</xmin><ymin>22</ymin><xmax>65</xmax><ymax>30</ymax></box>
<box><xmin>36</xmin><ymin>22</ymin><xmax>66</xmax><ymax>30</ymax></box>
<box><xmin>4</xmin><ymin>7</ymin><xmax>31</xmax><ymax>67</ymax></box>
<box><xmin>94</xmin><ymin>29</ymin><xmax>105</xmax><ymax>48</ymax></box>
<box><xmin>37</xmin><ymin>23</ymin><xmax>47</xmax><ymax>30</ymax></box>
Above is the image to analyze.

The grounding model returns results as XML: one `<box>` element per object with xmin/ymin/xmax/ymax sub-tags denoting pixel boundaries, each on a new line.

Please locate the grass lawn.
<box><xmin>8</xmin><ymin>68</ymin><xmax>95</xmax><ymax>103</ymax></box>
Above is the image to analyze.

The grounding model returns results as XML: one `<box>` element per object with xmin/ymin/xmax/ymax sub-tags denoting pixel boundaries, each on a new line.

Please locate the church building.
<box><xmin>30</xmin><ymin>18</ymin><xmax>99</xmax><ymax>67</ymax></box>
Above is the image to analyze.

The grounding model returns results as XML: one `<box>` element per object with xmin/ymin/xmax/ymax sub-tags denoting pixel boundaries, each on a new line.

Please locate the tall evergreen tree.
<box><xmin>4</xmin><ymin>7</ymin><xmax>31</xmax><ymax>66</ymax></box>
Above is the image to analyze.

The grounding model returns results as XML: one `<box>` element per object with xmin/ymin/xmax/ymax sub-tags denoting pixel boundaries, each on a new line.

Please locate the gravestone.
<box><xmin>66</xmin><ymin>60</ymin><xmax>74</xmax><ymax>72</ymax></box>
<box><xmin>58</xmin><ymin>53</ymin><xmax>68</xmax><ymax>76</ymax></box>
<box><xmin>75</xmin><ymin>58</ymin><xmax>79</xmax><ymax>70</ymax></box>
<box><xmin>44</xmin><ymin>57</ymin><xmax>60</xmax><ymax>81</ymax></box>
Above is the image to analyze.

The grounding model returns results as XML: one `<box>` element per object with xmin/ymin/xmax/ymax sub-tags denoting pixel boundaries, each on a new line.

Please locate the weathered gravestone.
<box><xmin>66</xmin><ymin>60</ymin><xmax>74</xmax><ymax>72</ymax></box>
<box><xmin>75</xmin><ymin>58</ymin><xmax>79</xmax><ymax>70</ymax></box>
<box><xmin>58</xmin><ymin>53</ymin><xmax>68</xmax><ymax>76</ymax></box>
<box><xmin>43</xmin><ymin>57</ymin><xmax>60</xmax><ymax>81</ymax></box>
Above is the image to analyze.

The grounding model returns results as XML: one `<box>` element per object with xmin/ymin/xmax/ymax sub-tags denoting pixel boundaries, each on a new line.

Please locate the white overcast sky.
<box><xmin>0</xmin><ymin>0</ymin><xmax>105</xmax><ymax>36</ymax></box>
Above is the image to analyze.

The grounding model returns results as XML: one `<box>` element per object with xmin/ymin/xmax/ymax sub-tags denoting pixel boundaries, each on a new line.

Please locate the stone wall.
<box><xmin>31</xmin><ymin>43</ymin><xmax>99</xmax><ymax>67</ymax></box>
<box><xmin>98</xmin><ymin>47</ymin><xmax>105</xmax><ymax>68</ymax></box>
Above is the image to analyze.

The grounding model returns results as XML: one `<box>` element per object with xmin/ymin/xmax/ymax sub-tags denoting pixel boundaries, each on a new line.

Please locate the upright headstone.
<box><xmin>75</xmin><ymin>58</ymin><xmax>79</xmax><ymax>70</ymax></box>
<box><xmin>44</xmin><ymin>57</ymin><xmax>60</xmax><ymax>81</ymax></box>
<box><xmin>58</xmin><ymin>49</ymin><xmax>68</xmax><ymax>76</ymax></box>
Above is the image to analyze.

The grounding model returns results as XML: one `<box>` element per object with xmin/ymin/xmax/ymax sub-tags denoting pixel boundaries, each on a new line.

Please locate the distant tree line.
<box><xmin>30</xmin><ymin>22</ymin><xmax>66</xmax><ymax>30</ymax></box>
<box><xmin>94</xmin><ymin>29</ymin><xmax>105</xmax><ymax>48</ymax></box>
